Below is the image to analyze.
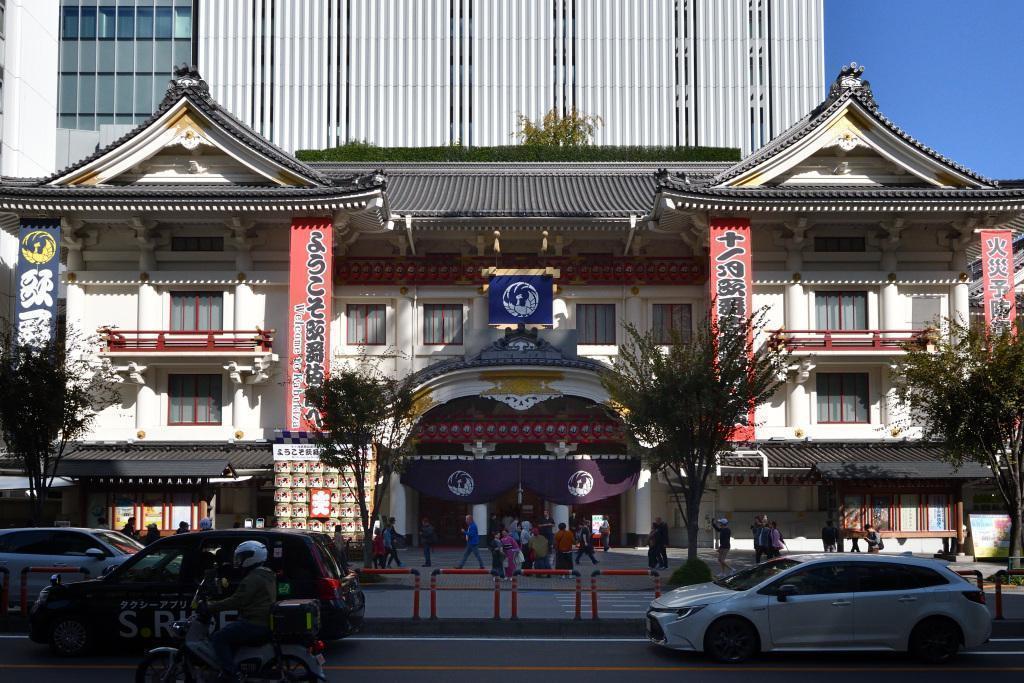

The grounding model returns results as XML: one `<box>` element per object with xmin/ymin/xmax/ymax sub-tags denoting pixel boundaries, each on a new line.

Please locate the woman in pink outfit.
<box><xmin>500</xmin><ymin>529</ymin><xmax>520</xmax><ymax>578</ymax></box>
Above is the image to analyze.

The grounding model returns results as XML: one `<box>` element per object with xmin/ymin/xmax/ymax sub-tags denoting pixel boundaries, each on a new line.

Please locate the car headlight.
<box><xmin>650</xmin><ymin>604</ymin><xmax>706</xmax><ymax>620</ymax></box>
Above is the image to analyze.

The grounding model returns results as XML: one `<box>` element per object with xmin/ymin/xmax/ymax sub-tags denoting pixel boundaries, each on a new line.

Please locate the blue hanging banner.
<box><xmin>14</xmin><ymin>219</ymin><xmax>61</xmax><ymax>347</ymax></box>
<box><xmin>488</xmin><ymin>274</ymin><xmax>553</xmax><ymax>325</ymax></box>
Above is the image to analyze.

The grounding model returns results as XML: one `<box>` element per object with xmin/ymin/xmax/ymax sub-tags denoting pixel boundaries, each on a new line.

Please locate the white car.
<box><xmin>0</xmin><ymin>527</ymin><xmax>143</xmax><ymax>608</ymax></box>
<box><xmin>647</xmin><ymin>554</ymin><xmax>990</xmax><ymax>663</ymax></box>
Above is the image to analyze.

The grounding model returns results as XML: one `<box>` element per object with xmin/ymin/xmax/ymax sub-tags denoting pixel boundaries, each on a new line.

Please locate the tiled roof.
<box><xmin>57</xmin><ymin>459</ymin><xmax>232</xmax><ymax>478</ymax></box>
<box><xmin>724</xmin><ymin>441</ymin><xmax>958</xmax><ymax>471</ymax></box>
<box><xmin>656</xmin><ymin>180</ymin><xmax>1024</xmax><ymax>202</ymax></box>
<box><xmin>66</xmin><ymin>442</ymin><xmax>274</xmax><ymax>471</ymax></box>
<box><xmin>0</xmin><ymin>180</ymin><xmax>385</xmax><ymax>200</ymax></box>
<box><xmin>815</xmin><ymin>460</ymin><xmax>991</xmax><ymax>480</ymax></box>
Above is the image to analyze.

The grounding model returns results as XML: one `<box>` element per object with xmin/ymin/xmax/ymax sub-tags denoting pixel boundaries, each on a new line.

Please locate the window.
<box><xmin>347</xmin><ymin>304</ymin><xmax>386</xmax><ymax>345</ymax></box>
<box><xmin>94</xmin><ymin>530</ymin><xmax>143</xmax><ymax>555</ymax></box>
<box><xmin>423</xmin><ymin>304</ymin><xmax>463</xmax><ymax>345</ymax></box>
<box><xmin>155</xmin><ymin>6</ymin><xmax>173</xmax><ymax>38</ymax></box>
<box><xmin>0</xmin><ymin>530</ymin><xmax>51</xmax><ymax>554</ymax></box>
<box><xmin>173</xmin><ymin>6</ymin><xmax>192</xmax><ymax>38</ymax></box>
<box><xmin>136</xmin><ymin>6</ymin><xmax>154</xmax><ymax>38</ymax></box>
<box><xmin>652</xmin><ymin>303</ymin><xmax>692</xmax><ymax>344</ymax></box>
<box><xmin>50</xmin><ymin>531</ymin><xmax>107</xmax><ymax>557</ymax></box>
<box><xmin>577</xmin><ymin>304</ymin><xmax>616</xmax><ymax>345</ymax></box>
<box><xmin>61</xmin><ymin>5</ymin><xmax>79</xmax><ymax>39</ymax></box>
<box><xmin>856</xmin><ymin>564</ymin><xmax>948</xmax><ymax>592</ymax></box>
<box><xmin>169</xmin><ymin>374</ymin><xmax>222</xmax><ymax>425</ymax></box>
<box><xmin>170</xmin><ymin>235</ymin><xmax>224</xmax><ymax>252</ymax></box>
<box><xmin>79</xmin><ymin>5</ymin><xmax>97</xmax><ymax>39</ymax></box>
<box><xmin>815</xmin><ymin>291</ymin><xmax>867</xmax><ymax>330</ymax></box>
<box><xmin>98</xmin><ymin>6</ymin><xmax>116</xmax><ymax>39</ymax></box>
<box><xmin>170</xmin><ymin>292</ymin><xmax>223</xmax><ymax>331</ymax></box>
<box><xmin>117</xmin><ymin>6</ymin><xmax>134</xmax><ymax>39</ymax></box>
<box><xmin>911</xmin><ymin>296</ymin><xmax>942</xmax><ymax>329</ymax></box>
<box><xmin>117</xmin><ymin>544</ymin><xmax>187</xmax><ymax>583</ymax></box>
<box><xmin>764</xmin><ymin>563</ymin><xmax>857</xmax><ymax>596</ymax></box>
<box><xmin>814</xmin><ymin>236</ymin><xmax>866</xmax><ymax>252</ymax></box>
<box><xmin>816</xmin><ymin>373</ymin><xmax>869</xmax><ymax>423</ymax></box>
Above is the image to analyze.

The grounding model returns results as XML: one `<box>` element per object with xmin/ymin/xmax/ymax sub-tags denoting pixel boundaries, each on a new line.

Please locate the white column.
<box><xmin>881</xmin><ymin>282</ymin><xmax>900</xmax><ymax>332</ymax></box>
<box><xmin>396</xmin><ymin>295</ymin><xmax>414</xmax><ymax>374</ymax></box>
<box><xmin>389</xmin><ymin>472</ymin><xmax>407</xmax><ymax>535</ymax></box>
<box><xmin>625</xmin><ymin>294</ymin><xmax>643</xmax><ymax>338</ymax></box>
<box><xmin>138</xmin><ymin>283</ymin><xmax>161</xmax><ymax>329</ymax></box>
<box><xmin>633</xmin><ymin>468</ymin><xmax>653</xmax><ymax>542</ymax></box>
<box><xmin>471</xmin><ymin>291</ymin><xmax>488</xmax><ymax>330</ymax></box>
<box><xmin>787</xmin><ymin>379</ymin><xmax>809</xmax><ymax>428</ymax></box>
<box><xmin>553</xmin><ymin>504</ymin><xmax>570</xmax><ymax>530</ymax></box>
<box><xmin>785</xmin><ymin>247</ymin><xmax>806</xmax><ymax>330</ymax></box>
<box><xmin>234</xmin><ymin>283</ymin><xmax>253</xmax><ymax>330</ymax></box>
<box><xmin>472</xmin><ymin>503</ymin><xmax>488</xmax><ymax>536</ymax></box>
<box><xmin>231</xmin><ymin>383</ymin><xmax>248</xmax><ymax>435</ymax></box>
<box><xmin>951</xmin><ymin>247</ymin><xmax>970</xmax><ymax>328</ymax></box>
<box><xmin>135</xmin><ymin>381</ymin><xmax>157</xmax><ymax>431</ymax></box>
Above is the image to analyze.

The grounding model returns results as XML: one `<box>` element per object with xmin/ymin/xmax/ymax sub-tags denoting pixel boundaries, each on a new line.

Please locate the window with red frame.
<box><xmin>347</xmin><ymin>304</ymin><xmax>386</xmax><ymax>345</ymax></box>
<box><xmin>576</xmin><ymin>303</ymin><xmax>616</xmax><ymax>344</ymax></box>
<box><xmin>652</xmin><ymin>303</ymin><xmax>692</xmax><ymax>344</ymax></box>
<box><xmin>816</xmin><ymin>372</ymin><xmax>869</xmax><ymax>423</ymax></box>
<box><xmin>814</xmin><ymin>291</ymin><xmax>867</xmax><ymax>330</ymax></box>
<box><xmin>168</xmin><ymin>374</ymin><xmax>222</xmax><ymax>425</ymax></box>
<box><xmin>170</xmin><ymin>292</ymin><xmax>223</xmax><ymax>331</ymax></box>
<box><xmin>423</xmin><ymin>303</ymin><xmax>463</xmax><ymax>345</ymax></box>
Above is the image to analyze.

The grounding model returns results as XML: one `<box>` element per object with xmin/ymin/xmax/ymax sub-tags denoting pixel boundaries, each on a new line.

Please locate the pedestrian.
<box><xmin>554</xmin><ymin>522</ymin><xmax>575</xmax><ymax>570</ymax></box>
<box><xmin>865</xmin><ymin>524</ymin><xmax>883</xmax><ymax>553</ymax></box>
<box><xmin>383</xmin><ymin>517</ymin><xmax>403</xmax><ymax>567</ymax></box>
<box><xmin>654</xmin><ymin>517</ymin><xmax>669</xmax><ymax>569</ymax></box>
<box><xmin>528</xmin><ymin>529</ymin><xmax>550</xmax><ymax>570</ymax></box>
<box><xmin>849</xmin><ymin>530</ymin><xmax>862</xmax><ymax>552</ymax></box>
<box><xmin>456</xmin><ymin>514</ymin><xmax>486</xmax><ymax>569</ymax></box>
<box><xmin>599</xmin><ymin>518</ymin><xmax>611</xmax><ymax>552</ymax></box>
<box><xmin>711</xmin><ymin>518</ymin><xmax>732</xmax><ymax>575</ymax></box>
<box><xmin>751</xmin><ymin>515</ymin><xmax>767</xmax><ymax>563</ymax></box>
<box><xmin>420</xmin><ymin>517</ymin><xmax>437</xmax><ymax>567</ymax></box>
<box><xmin>489</xmin><ymin>531</ymin><xmax>506</xmax><ymax>578</ymax></box>
<box><xmin>488</xmin><ymin>513</ymin><xmax>500</xmax><ymax>539</ymax></box>
<box><xmin>501</xmin><ymin>529</ymin><xmax>521</xmax><ymax>578</ymax></box>
<box><xmin>769</xmin><ymin>520</ymin><xmax>785</xmax><ymax>558</ymax></box>
<box><xmin>332</xmin><ymin>524</ymin><xmax>350</xmax><ymax>573</ymax></box>
<box><xmin>199</xmin><ymin>517</ymin><xmax>213</xmax><ymax>531</ymax></box>
<box><xmin>372</xmin><ymin>529</ymin><xmax>386</xmax><ymax>568</ymax></box>
<box><xmin>519</xmin><ymin>523</ymin><xmax>533</xmax><ymax>568</ymax></box>
<box><xmin>175</xmin><ymin>521</ymin><xmax>190</xmax><ymax>534</ymax></box>
<box><xmin>821</xmin><ymin>520</ymin><xmax>838</xmax><ymax>552</ymax></box>
<box><xmin>538</xmin><ymin>511</ymin><xmax>555</xmax><ymax>563</ymax></box>
<box><xmin>647</xmin><ymin>531</ymin><xmax>659</xmax><ymax>570</ymax></box>
<box><xmin>143</xmin><ymin>523</ymin><xmax>161</xmax><ymax>545</ymax></box>
<box><xmin>121</xmin><ymin>516</ymin><xmax>137</xmax><ymax>539</ymax></box>
<box><xmin>574</xmin><ymin>521</ymin><xmax>599</xmax><ymax>565</ymax></box>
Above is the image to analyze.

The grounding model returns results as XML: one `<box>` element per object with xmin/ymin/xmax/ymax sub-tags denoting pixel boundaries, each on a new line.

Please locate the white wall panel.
<box><xmin>198</xmin><ymin>0</ymin><xmax>823</xmax><ymax>154</ymax></box>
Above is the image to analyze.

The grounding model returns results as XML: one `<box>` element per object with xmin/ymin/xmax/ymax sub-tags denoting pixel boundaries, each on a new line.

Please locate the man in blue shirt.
<box><xmin>455</xmin><ymin>514</ymin><xmax>485</xmax><ymax>569</ymax></box>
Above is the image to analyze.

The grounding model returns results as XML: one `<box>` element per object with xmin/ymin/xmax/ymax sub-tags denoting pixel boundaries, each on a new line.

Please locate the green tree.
<box><xmin>895</xmin><ymin>321</ymin><xmax>1024</xmax><ymax>559</ymax></box>
<box><xmin>601</xmin><ymin>314</ymin><xmax>787</xmax><ymax>560</ymax></box>
<box><xmin>305</xmin><ymin>359</ymin><xmax>420</xmax><ymax>566</ymax></box>
<box><xmin>514</xmin><ymin>107</ymin><xmax>603</xmax><ymax>146</ymax></box>
<box><xmin>0</xmin><ymin>330</ymin><xmax>119</xmax><ymax>525</ymax></box>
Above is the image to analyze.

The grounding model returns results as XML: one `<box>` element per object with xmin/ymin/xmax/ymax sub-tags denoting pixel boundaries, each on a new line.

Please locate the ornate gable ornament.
<box><xmin>167</xmin><ymin>63</ymin><xmax>211</xmax><ymax>99</ymax></box>
<box><xmin>820</xmin><ymin>62</ymin><xmax>877</xmax><ymax>113</ymax></box>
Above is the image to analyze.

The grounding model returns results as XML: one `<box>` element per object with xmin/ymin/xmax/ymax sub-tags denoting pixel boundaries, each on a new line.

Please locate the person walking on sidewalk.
<box><xmin>821</xmin><ymin>520</ymin><xmax>838</xmax><ymax>552</ymax></box>
<box><xmin>528</xmin><ymin>530</ymin><xmax>550</xmax><ymax>570</ymax></box>
<box><xmin>501</xmin><ymin>529</ymin><xmax>521</xmax><ymax>578</ymax></box>
<box><xmin>554</xmin><ymin>523</ymin><xmax>575</xmax><ymax>570</ymax></box>
<box><xmin>711</xmin><ymin>518</ymin><xmax>732</xmax><ymax>575</ymax></box>
<box><xmin>420</xmin><ymin>517</ymin><xmax>437</xmax><ymax>567</ymax></box>
<box><xmin>489</xmin><ymin>531</ymin><xmax>506</xmax><ymax>578</ymax></box>
<box><xmin>599</xmin><ymin>518</ymin><xmax>611</xmax><ymax>552</ymax></box>
<box><xmin>456</xmin><ymin>515</ymin><xmax>485</xmax><ymax>569</ymax></box>
<box><xmin>653</xmin><ymin>517</ymin><xmax>669</xmax><ymax>569</ymax></box>
<box><xmin>865</xmin><ymin>524</ymin><xmax>883</xmax><ymax>553</ymax></box>
<box><xmin>752</xmin><ymin>515</ymin><xmax>768</xmax><ymax>563</ymax></box>
<box><xmin>538</xmin><ymin>511</ymin><xmax>556</xmax><ymax>564</ymax></box>
<box><xmin>383</xmin><ymin>518</ymin><xmax>403</xmax><ymax>567</ymax></box>
<box><xmin>372</xmin><ymin>529</ymin><xmax>386</xmax><ymax>568</ymax></box>
<box><xmin>768</xmin><ymin>520</ymin><xmax>785</xmax><ymax>559</ymax></box>
<box><xmin>574</xmin><ymin>521</ymin><xmax>599</xmax><ymax>565</ymax></box>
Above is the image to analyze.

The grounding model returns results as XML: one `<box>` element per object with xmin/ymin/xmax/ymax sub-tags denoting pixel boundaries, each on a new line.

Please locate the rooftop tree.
<box><xmin>0</xmin><ymin>329</ymin><xmax>118</xmax><ymax>525</ymax></box>
<box><xmin>601</xmin><ymin>313</ymin><xmax>788</xmax><ymax>560</ymax></box>
<box><xmin>305</xmin><ymin>359</ymin><xmax>420</xmax><ymax>566</ymax></box>
<box><xmin>514</xmin><ymin>107</ymin><xmax>603</xmax><ymax>146</ymax></box>
<box><xmin>895</xmin><ymin>321</ymin><xmax>1024</xmax><ymax>560</ymax></box>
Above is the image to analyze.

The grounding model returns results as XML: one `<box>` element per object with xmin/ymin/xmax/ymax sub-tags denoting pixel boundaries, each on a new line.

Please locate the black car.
<box><xmin>29</xmin><ymin>529</ymin><xmax>364</xmax><ymax>656</ymax></box>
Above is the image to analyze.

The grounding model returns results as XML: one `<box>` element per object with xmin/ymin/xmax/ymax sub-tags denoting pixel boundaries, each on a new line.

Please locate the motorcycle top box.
<box><xmin>271</xmin><ymin>599</ymin><xmax>322</xmax><ymax>641</ymax></box>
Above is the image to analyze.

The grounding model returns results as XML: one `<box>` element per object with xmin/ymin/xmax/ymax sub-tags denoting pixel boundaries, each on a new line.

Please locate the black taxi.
<box><xmin>29</xmin><ymin>529</ymin><xmax>364</xmax><ymax>656</ymax></box>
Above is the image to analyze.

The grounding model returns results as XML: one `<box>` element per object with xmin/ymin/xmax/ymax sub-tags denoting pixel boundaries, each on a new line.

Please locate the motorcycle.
<box><xmin>135</xmin><ymin>578</ymin><xmax>327</xmax><ymax>682</ymax></box>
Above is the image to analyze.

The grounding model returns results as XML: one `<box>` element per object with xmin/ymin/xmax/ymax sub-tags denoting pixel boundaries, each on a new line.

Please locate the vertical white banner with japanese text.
<box><xmin>287</xmin><ymin>217</ymin><xmax>333</xmax><ymax>432</ymax></box>
<box><xmin>15</xmin><ymin>220</ymin><xmax>61</xmax><ymax>347</ymax></box>
<box><xmin>709</xmin><ymin>217</ymin><xmax>755</xmax><ymax>441</ymax></box>
<box><xmin>980</xmin><ymin>229</ymin><xmax>1016</xmax><ymax>333</ymax></box>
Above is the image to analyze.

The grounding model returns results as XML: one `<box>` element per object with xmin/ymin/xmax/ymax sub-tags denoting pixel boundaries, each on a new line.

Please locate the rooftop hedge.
<box><xmin>296</xmin><ymin>142</ymin><xmax>740</xmax><ymax>163</ymax></box>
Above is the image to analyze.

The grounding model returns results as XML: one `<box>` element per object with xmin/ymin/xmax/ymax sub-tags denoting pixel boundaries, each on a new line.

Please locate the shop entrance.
<box><xmin>418</xmin><ymin>495</ymin><xmax>471</xmax><ymax>545</ymax></box>
<box><xmin>572</xmin><ymin>495</ymin><xmax>622</xmax><ymax>548</ymax></box>
<box><xmin>492</xmin><ymin>488</ymin><xmax>547</xmax><ymax>527</ymax></box>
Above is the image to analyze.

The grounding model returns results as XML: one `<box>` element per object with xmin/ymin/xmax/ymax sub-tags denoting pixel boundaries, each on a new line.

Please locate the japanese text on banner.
<box><xmin>14</xmin><ymin>220</ymin><xmax>61</xmax><ymax>347</ymax></box>
<box><xmin>979</xmin><ymin>229</ymin><xmax>1016</xmax><ymax>333</ymax></box>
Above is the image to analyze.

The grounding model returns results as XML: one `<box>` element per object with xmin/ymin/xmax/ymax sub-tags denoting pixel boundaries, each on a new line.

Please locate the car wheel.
<box><xmin>49</xmin><ymin>616</ymin><xmax>92</xmax><ymax>657</ymax></box>
<box><xmin>909</xmin><ymin>617</ymin><xmax>961</xmax><ymax>663</ymax></box>
<box><xmin>704</xmin><ymin>617</ymin><xmax>759</xmax><ymax>663</ymax></box>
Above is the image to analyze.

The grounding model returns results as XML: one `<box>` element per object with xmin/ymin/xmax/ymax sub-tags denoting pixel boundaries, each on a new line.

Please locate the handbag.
<box><xmin>514</xmin><ymin>550</ymin><xmax>525</xmax><ymax>565</ymax></box>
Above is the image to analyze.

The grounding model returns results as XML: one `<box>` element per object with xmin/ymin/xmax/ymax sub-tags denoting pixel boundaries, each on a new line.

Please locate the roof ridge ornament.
<box><xmin>826</xmin><ymin>62</ymin><xmax>877</xmax><ymax>110</ymax></box>
<box><xmin>169</xmin><ymin>63</ymin><xmax>210</xmax><ymax>98</ymax></box>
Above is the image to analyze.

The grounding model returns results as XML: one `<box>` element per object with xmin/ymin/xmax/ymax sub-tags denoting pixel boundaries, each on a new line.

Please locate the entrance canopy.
<box><xmin>401</xmin><ymin>456</ymin><xmax>640</xmax><ymax>505</ymax></box>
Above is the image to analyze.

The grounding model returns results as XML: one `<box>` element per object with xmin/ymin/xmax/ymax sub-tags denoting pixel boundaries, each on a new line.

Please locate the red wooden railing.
<box><xmin>100</xmin><ymin>328</ymin><xmax>274</xmax><ymax>352</ymax></box>
<box><xmin>771</xmin><ymin>329</ymin><xmax>928</xmax><ymax>352</ymax></box>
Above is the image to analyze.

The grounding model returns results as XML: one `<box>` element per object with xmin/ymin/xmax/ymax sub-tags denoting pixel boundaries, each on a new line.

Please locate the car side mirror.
<box><xmin>85</xmin><ymin>547</ymin><xmax>105</xmax><ymax>559</ymax></box>
<box><xmin>776</xmin><ymin>584</ymin><xmax>798</xmax><ymax>602</ymax></box>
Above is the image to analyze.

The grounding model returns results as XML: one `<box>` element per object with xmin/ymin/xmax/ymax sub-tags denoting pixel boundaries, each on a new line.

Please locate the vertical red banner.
<box><xmin>288</xmin><ymin>217</ymin><xmax>333</xmax><ymax>431</ymax></box>
<box><xmin>980</xmin><ymin>229</ymin><xmax>1016</xmax><ymax>333</ymax></box>
<box><xmin>709</xmin><ymin>217</ymin><xmax>755</xmax><ymax>441</ymax></box>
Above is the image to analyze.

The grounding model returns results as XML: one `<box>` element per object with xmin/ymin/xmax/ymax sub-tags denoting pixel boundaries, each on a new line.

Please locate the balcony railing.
<box><xmin>771</xmin><ymin>329</ymin><xmax>929</xmax><ymax>352</ymax></box>
<box><xmin>100</xmin><ymin>328</ymin><xmax>274</xmax><ymax>353</ymax></box>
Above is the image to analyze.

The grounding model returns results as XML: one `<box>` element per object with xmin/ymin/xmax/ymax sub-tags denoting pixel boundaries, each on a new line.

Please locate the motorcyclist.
<box><xmin>206</xmin><ymin>540</ymin><xmax>276</xmax><ymax>680</ymax></box>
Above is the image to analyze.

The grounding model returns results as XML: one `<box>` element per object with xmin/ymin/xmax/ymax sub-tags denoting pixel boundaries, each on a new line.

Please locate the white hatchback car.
<box><xmin>647</xmin><ymin>554</ymin><xmax>990</xmax><ymax>663</ymax></box>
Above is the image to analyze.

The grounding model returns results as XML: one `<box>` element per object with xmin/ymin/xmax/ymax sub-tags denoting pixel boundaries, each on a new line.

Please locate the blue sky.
<box><xmin>825</xmin><ymin>0</ymin><xmax>1024</xmax><ymax>180</ymax></box>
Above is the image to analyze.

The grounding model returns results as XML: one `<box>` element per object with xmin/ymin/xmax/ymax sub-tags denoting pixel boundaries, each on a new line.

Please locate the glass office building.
<box><xmin>58</xmin><ymin>0</ymin><xmax>193</xmax><ymax>131</ymax></box>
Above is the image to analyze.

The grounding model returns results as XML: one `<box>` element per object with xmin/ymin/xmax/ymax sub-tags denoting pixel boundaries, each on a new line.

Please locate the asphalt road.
<box><xmin>2</xmin><ymin>634</ymin><xmax>1024</xmax><ymax>682</ymax></box>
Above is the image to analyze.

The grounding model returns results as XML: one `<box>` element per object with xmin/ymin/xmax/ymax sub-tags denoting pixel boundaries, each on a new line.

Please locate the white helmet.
<box><xmin>234</xmin><ymin>540</ymin><xmax>268</xmax><ymax>569</ymax></box>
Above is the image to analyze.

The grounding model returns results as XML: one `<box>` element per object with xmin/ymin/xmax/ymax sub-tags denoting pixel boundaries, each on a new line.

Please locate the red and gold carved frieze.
<box><xmin>415</xmin><ymin>417</ymin><xmax>625</xmax><ymax>444</ymax></box>
<box><xmin>337</xmin><ymin>256</ymin><xmax>705</xmax><ymax>286</ymax></box>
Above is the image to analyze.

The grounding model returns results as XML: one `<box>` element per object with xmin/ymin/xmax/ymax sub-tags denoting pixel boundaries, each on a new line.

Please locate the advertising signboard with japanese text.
<box><xmin>979</xmin><ymin>229</ymin><xmax>1016</xmax><ymax>332</ymax></box>
<box><xmin>15</xmin><ymin>220</ymin><xmax>61</xmax><ymax>347</ymax></box>
<box><xmin>969</xmin><ymin>513</ymin><xmax>1011</xmax><ymax>559</ymax></box>
<box><xmin>488</xmin><ymin>274</ymin><xmax>553</xmax><ymax>325</ymax></box>
<box><xmin>709</xmin><ymin>217</ymin><xmax>754</xmax><ymax>440</ymax></box>
<box><xmin>287</xmin><ymin>218</ymin><xmax>333</xmax><ymax>432</ymax></box>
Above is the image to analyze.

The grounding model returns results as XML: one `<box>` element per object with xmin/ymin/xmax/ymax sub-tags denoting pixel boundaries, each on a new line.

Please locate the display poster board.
<box><xmin>591</xmin><ymin>515</ymin><xmax>605</xmax><ymax>537</ymax></box>
<box><xmin>969</xmin><ymin>513</ymin><xmax>1011</xmax><ymax>559</ymax></box>
<box><xmin>927</xmin><ymin>494</ymin><xmax>949</xmax><ymax>531</ymax></box>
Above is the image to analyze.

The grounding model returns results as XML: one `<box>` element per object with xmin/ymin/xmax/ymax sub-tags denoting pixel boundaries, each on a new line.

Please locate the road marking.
<box><xmin>964</xmin><ymin>651</ymin><xmax>1024</xmax><ymax>655</ymax></box>
<box><xmin>324</xmin><ymin>665</ymin><xmax>1024</xmax><ymax>673</ymax></box>
<box><xmin>0</xmin><ymin>635</ymin><xmax>27</xmax><ymax>639</ymax></box>
<box><xmin>349</xmin><ymin>636</ymin><xmax>649</xmax><ymax>642</ymax></box>
<box><xmin>991</xmin><ymin>638</ymin><xmax>1024</xmax><ymax>642</ymax></box>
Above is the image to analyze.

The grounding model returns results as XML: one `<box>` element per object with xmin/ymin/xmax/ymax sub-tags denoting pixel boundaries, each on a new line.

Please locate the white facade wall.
<box><xmin>197</xmin><ymin>0</ymin><xmax>824</xmax><ymax>153</ymax></box>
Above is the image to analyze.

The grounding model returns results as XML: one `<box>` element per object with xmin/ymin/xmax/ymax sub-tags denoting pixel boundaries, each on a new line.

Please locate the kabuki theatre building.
<box><xmin>2</xmin><ymin>64</ymin><xmax>1021</xmax><ymax>554</ymax></box>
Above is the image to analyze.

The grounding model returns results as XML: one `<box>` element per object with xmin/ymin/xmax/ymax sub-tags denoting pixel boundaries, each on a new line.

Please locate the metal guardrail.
<box><xmin>993</xmin><ymin>569</ymin><xmax>1024</xmax><ymax>620</ymax></box>
<box><xmin>511</xmin><ymin>569</ymin><xmax>583</xmax><ymax>620</ymax></box>
<box><xmin>356</xmin><ymin>568</ymin><xmax>421</xmax><ymax>619</ymax></box>
<box><xmin>590</xmin><ymin>569</ymin><xmax>660</xmax><ymax>620</ymax></box>
<box><xmin>428</xmin><ymin>568</ymin><xmax>500</xmax><ymax>620</ymax></box>
<box><xmin>20</xmin><ymin>566</ymin><xmax>90</xmax><ymax>616</ymax></box>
